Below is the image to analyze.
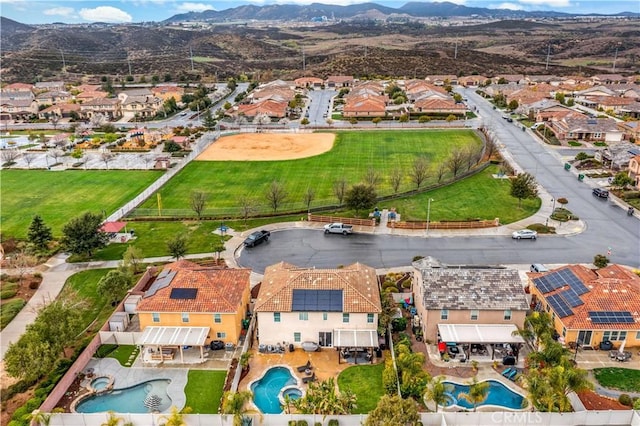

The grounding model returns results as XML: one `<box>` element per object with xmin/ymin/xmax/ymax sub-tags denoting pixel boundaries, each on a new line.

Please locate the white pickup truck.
<box><xmin>323</xmin><ymin>223</ymin><xmax>353</xmax><ymax>235</ymax></box>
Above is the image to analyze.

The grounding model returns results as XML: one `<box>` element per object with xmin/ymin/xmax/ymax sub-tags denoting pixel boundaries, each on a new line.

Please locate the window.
<box><xmin>367</xmin><ymin>313</ymin><xmax>374</xmax><ymax>323</ymax></box>
<box><xmin>274</xmin><ymin>312</ymin><xmax>281</xmax><ymax>323</ymax></box>
<box><xmin>504</xmin><ymin>310</ymin><xmax>512</xmax><ymax>320</ymax></box>
<box><xmin>440</xmin><ymin>309</ymin><xmax>448</xmax><ymax>320</ymax></box>
<box><xmin>636</xmin><ymin>331</ymin><xmax>640</xmax><ymax>340</ymax></box>
<box><xmin>216</xmin><ymin>332</ymin><xmax>226</xmax><ymax>339</ymax></box>
<box><xmin>299</xmin><ymin>312</ymin><xmax>309</xmax><ymax>321</ymax></box>
<box><xmin>603</xmin><ymin>331</ymin><xmax>626</xmax><ymax>341</ymax></box>
<box><xmin>343</xmin><ymin>313</ymin><xmax>350</xmax><ymax>323</ymax></box>
<box><xmin>152</xmin><ymin>313</ymin><xmax>160</xmax><ymax>323</ymax></box>
<box><xmin>323</xmin><ymin>312</ymin><xmax>328</xmax><ymax>321</ymax></box>
<box><xmin>294</xmin><ymin>332</ymin><xmax>301</xmax><ymax>343</ymax></box>
<box><xmin>214</xmin><ymin>313</ymin><xmax>221</xmax><ymax>323</ymax></box>
<box><xmin>562</xmin><ymin>327</ymin><xmax>566</xmax><ymax>337</ymax></box>
<box><xmin>181</xmin><ymin>313</ymin><xmax>189</xmax><ymax>323</ymax></box>
<box><xmin>470</xmin><ymin>310</ymin><xmax>478</xmax><ymax>321</ymax></box>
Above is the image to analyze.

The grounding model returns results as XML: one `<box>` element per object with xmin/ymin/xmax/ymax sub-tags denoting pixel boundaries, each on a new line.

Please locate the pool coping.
<box><xmin>248</xmin><ymin>364</ymin><xmax>302</xmax><ymax>414</ymax></box>
<box><xmin>439</xmin><ymin>378</ymin><xmax>529</xmax><ymax>412</ymax></box>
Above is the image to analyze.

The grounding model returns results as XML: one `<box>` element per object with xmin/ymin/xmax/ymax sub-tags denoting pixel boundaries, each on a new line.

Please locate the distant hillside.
<box><xmin>0</xmin><ymin>16</ymin><xmax>34</xmax><ymax>33</ymax></box>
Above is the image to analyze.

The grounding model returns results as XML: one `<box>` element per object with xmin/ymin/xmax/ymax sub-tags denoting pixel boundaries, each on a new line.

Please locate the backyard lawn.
<box><xmin>137</xmin><ymin>130</ymin><xmax>483</xmax><ymax>216</ymax></box>
<box><xmin>337</xmin><ymin>362</ymin><xmax>385</xmax><ymax>414</ymax></box>
<box><xmin>0</xmin><ymin>169</ymin><xmax>162</xmax><ymax>239</ymax></box>
<box><xmin>593</xmin><ymin>367</ymin><xmax>640</xmax><ymax>393</ymax></box>
<box><xmin>184</xmin><ymin>369</ymin><xmax>227</xmax><ymax>413</ymax></box>
<box><xmin>57</xmin><ymin>269</ymin><xmax>115</xmax><ymax>333</ymax></box>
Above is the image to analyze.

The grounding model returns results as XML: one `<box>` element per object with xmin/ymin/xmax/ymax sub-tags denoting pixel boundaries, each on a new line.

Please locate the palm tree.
<box><xmin>159</xmin><ymin>406</ymin><xmax>189</xmax><ymax>426</ymax></box>
<box><xmin>512</xmin><ymin>311</ymin><xmax>553</xmax><ymax>350</ymax></box>
<box><xmin>100</xmin><ymin>411</ymin><xmax>123</xmax><ymax>426</ymax></box>
<box><xmin>457</xmin><ymin>377</ymin><xmax>489</xmax><ymax>412</ymax></box>
<box><xmin>424</xmin><ymin>376</ymin><xmax>453</xmax><ymax>412</ymax></box>
<box><xmin>24</xmin><ymin>410</ymin><xmax>52</xmax><ymax>426</ymax></box>
<box><xmin>221</xmin><ymin>391</ymin><xmax>258</xmax><ymax>426</ymax></box>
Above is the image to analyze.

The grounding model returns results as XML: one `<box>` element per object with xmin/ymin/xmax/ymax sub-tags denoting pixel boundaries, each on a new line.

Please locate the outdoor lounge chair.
<box><xmin>297</xmin><ymin>360</ymin><xmax>312</xmax><ymax>372</ymax></box>
<box><xmin>507</xmin><ymin>369</ymin><xmax>518</xmax><ymax>380</ymax></box>
<box><xmin>501</xmin><ymin>368</ymin><xmax>513</xmax><ymax>377</ymax></box>
<box><xmin>302</xmin><ymin>373</ymin><xmax>316</xmax><ymax>384</ymax></box>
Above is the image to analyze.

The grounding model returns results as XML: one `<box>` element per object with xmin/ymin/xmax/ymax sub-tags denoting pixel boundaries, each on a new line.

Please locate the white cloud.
<box><xmin>43</xmin><ymin>7</ymin><xmax>75</xmax><ymax>17</ymax></box>
<box><xmin>78</xmin><ymin>6</ymin><xmax>133</xmax><ymax>23</ymax></box>
<box><xmin>175</xmin><ymin>2</ymin><xmax>214</xmax><ymax>12</ymax></box>
<box><xmin>518</xmin><ymin>0</ymin><xmax>572</xmax><ymax>7</ymax></box>
<box><xmin>493</xmin><ymin>2</ymin><xmax>524</xmax><ymax>9</ymax></box>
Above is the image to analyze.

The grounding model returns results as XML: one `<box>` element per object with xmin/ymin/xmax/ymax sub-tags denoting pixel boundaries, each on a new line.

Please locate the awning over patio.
<box><xmin>100</xmin><ymin>221</ymin><xmax>127</xmax><ymax>233</ymax></box>
<box><xmin>438</xmin><ymin>324</ymin><xmax>524</xmax><ymax>344</ymax></box>
<box><xmin>139</xmin><ymin>326</ymin><xmax>210</xmax><ymax>347</ymax></box>
<box><xmin>333</xmin><ymin>329</ymin><xmax>379</xmax><ymax>348</ymax></box>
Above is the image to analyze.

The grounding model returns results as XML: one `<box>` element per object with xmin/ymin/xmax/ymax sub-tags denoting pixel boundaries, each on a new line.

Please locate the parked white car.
<box><xmin>512</xmin><ymin>229</ymin><xmax>537</xmax><ymax>240</ymax></box>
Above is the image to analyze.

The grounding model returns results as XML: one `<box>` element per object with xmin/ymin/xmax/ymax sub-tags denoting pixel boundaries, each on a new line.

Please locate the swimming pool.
<box><xmin>250</xmin><ymin>366</ymin><xmax>298</xmax><ymax>414</ymax></box>
<box><xmin>74</xmin><ymin>379</ymin><xmax>172</xmax><ymax>413</ymax></box>
<box><xmin>89</xmin><ymin>376</ymin><xmax>113</xmax><ymax>392</ymax></box>
<box><xmin>443</xmin><ymin>379</ymin><xmax>526</xmax><ymax>410</ymax></box>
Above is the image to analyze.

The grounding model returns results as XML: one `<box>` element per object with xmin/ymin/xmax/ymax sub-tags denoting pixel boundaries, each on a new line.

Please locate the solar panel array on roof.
<box><xmin>533</xmin><ymin>269</ymin><xmax>588</xmax><ymax>295</ymax></box>
<box><xmin>547</xmin><ymin>294</ymin><xmax>573</xmax><ymax>318</ymax></box>
<box><xmin>169</xmin><ymin>288</ymin><xmax>198</xmax><ymax>300</ymax></box>
<box><xmin>589</xmin><ymin>311</ymin><xmax>635</xmax><ymax>324</ymax></box>
<box><xmin>557</xmin><ymin>288</ymin><xmax>584</xmax><ymax>308</ymax></box>
<box><xmin>145</xmin><ymin>270</ymin><xmax>177</xmax><ymax>298</ymax></box>
<box><xmin>292</xmin><ymin>289</ymin><xmax>343</xmax><ymax>312</ymax></box>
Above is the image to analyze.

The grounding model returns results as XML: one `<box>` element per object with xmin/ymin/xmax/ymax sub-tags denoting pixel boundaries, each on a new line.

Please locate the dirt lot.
<box><xmin>196</xmin><ymin>132</ymin><xmax>335</xmax><ymax>161</ymax></box>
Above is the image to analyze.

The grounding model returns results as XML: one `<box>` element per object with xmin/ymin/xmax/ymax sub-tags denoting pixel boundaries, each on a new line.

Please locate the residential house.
<box><xmin>118</xmin><ymin>88</ymin><xmax>163</xmax><ymax>120</ymax></box>
<box><xmin>413</xmin><ymin>98</ymin><xmax>466</xmax><ymax>116</ymax></box>
<box><xmin>254</xmin><ymin>262</ymin><xmax>382</xmax><ymax>351</ymax></box>
<box><xmin>294</xmin><ymin>77</ymin><xmax>324</xmax><ymax>89</ymax></box>
<box><xmin>506</xmin><ymin>86</ymin><xmax>552</xmax><ymax>111</ymax></box>
<box><xmin>75</xmin><ymin>89</ymin><xmax>109</xmax><ymax>104</ymax></box>
<box><xmin>34</xmin><ymin>81</ymin><xmax>66</xmax><ymax>93</ymax></box>
<box><xmin>136</xmin><ymin>260</ymin><xmax>252</xmax><ymax>350</ymax></box>
<box><xmin>412</xmin><ymin>257</ymin><xmax>528</xmax><ymax>346</ymax></box>
<box><xmin>528</xmin><ymin>264</ymin><xmax>640</xmax><ymax>350</ymax></box>
<box><xmin>234</xmin><ymin>98</ymin><xmax>288</xmax><ymax>119</ymax></box>
<box><xmin>404</xmin><ymin>80</ymin><xmax>449</xmax><ymax>103</ymax></box>
<box><xmin>515</xmin><ymin>99</ymin><xmax>560</xmax><ymax>118</ymax></box>
<box><xmin>594</xmin><ymin>141</ymin><xmax>640</xmax><ymax>170</ymax></box>
<box><xmin>1</xmin><ymin>82</ymin><xmax>34</xmax><ymax>93</ymax></box>
<box><xmin>426</xmin><ymin>75</ymin><xmax>458</xmax><ymax>86</ymax></box>
<box><xmin>618</xmin><ymin>120</ymin><xmax>640</xmax><ymax>141</ymax></box>
<box><xmin>591</xmin><ymin>74</ymin><xmax>628</xmax><ymax>85</ymax></box>
<box><xmin>35</xmin><ymin>91</ymin><xmax>71</xmax><ymax>107</ymax></box>
<box><xmin>342</xmin><ymin>94</ymin><xmax>387</xmax><ymax>118</ymax></box>
<box><xmin>525</xmin><ymin>75</ymin><xmax>563</xmax><ymax>86</ymax></box>
<box><xmin>628</xmin><ymin>155</ymin><xmax>640</xmax><ymax>188</ymax></box>
<box><xmin>151</xmin><ymin>85</ymin><xmax>185</xmax><ymax>102</ymax></box>
<box><xmin>535</xmin><ymin>104</ymin><xmax>585</xmax><ymax>124</ymax></box>
<box><xmin>38</xmin><ymin>103</ymin><xmax>81</xmax><ymax>120</ymax></box>
<box><xmin>483</xmin><ymin>83</ymin><xmax>523</xmax><ymax>99</ymax></box>
<box><xmin>619</xmin><ymin>103</ymin><xmax>640</xmax><ymax>119</ymax></box>
<box><xmin>548</xmin><ymin>116</ymin><xmax>622</xmax><ymax>144</ymax></box>
<box><xmin>326</xmin><ymin>76</ymin><xmax>355</xmax><ymax>89</ymax></box>
<box><xmin>457</xmin><ymin>75</ymin><xmax>488</xmax><ymax>87</ymax></box>
<box><xmin>584</xmin><ymin>96</ymin><xmax>635</xmax><ymax>114</ymax></box>
<box><xmin>492</xmin><ymin>74</ymin><xmax>526</xmax><ymax>85</ymax></box>
<box><xmin>0</xmin><ymin>98</ymin><xmax>39</xmax><ymax>121</ymax></box>
<box><xmin>79</xmin><ymin>98</ymin><xmax>122</xmax><ymax>120</ymax></box>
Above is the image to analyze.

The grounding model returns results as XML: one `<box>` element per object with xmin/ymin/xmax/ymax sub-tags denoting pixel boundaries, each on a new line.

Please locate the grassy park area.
<box><xmin>138</xmin><ymin>130</ymin><xmax>483</xmax><ymax>215</ymax></box>
<box><xmin>0</xmin><ymin>170</ymin><xmax>162</xmax><ymax>239</ymax></box>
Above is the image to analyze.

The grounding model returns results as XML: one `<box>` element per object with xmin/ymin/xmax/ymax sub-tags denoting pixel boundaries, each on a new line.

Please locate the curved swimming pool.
<box><xmin>250</xmin><ymin>366</ymin><xmax>298</xmax><ymax>414</ymax></box>
<box><xmin>75</xmin><ymin>379</ymin><xmax>172</xmax><ymax>413</ymax></box>
<box><xmin>443</xmin><ymin>379</ymin><xmax>526</xmax><ymax>410</ymax></box>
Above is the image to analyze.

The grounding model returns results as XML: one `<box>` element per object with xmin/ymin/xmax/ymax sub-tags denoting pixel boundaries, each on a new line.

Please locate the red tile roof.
<box><xmin>137</xmin><ymin>260</ymin><xmax>251</xmax><ymax>313</ymax></box>
<box><xmin>531</xmin><ymin>264</ymin><xmax>640</xmax><ymax>330</ymax></box>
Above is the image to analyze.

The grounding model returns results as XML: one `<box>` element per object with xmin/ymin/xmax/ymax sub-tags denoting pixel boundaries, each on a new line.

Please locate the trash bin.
<box><xmin>578</xmin><ymin>174</ymin><xmax>585</xmax><ymax>181</ymax></box>
<box><xmin>289</xmin><ymin>343</ymin><xmax>294</xmax><ymax>352</ymax></box>
<box><xmin>564</xmin><ymin>163</ymin><xmax>571</xmax><ymax>171</ymax></box>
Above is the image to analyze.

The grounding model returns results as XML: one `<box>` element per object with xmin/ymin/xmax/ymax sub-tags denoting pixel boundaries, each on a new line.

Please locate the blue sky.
<box><xmin>1</xmin><ymin>0</ymin><xmax>638</xmax><ymax>24</ymax></box>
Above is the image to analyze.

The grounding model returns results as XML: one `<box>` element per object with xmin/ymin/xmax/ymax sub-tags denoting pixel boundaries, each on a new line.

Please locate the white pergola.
<box><xmin>139</xmin><ymin>326</ymin><xmax>210</xmax><ymax>363</ymax></box>
<box><xmin>438</xmin><ymin>324</ymin><xmax>524</xmax><ymax>344</ymax></box>
<box><xmin>333</xmin><ymin>329</ymin><xmax>379</xmax><ymax>348</ymax></box>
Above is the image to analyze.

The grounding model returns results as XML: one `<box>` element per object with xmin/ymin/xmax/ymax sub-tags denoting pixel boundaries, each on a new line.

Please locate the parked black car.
<box><xmin>592</xmin><ymin>188</ymin><xmax>609</xmax><ymax>198</ymax></box>
<box><xmin>210</xmin><ymin>340</ymin><xmax>225</xmax><ymax>350</ymax></box>
<box><xmin>243</xmin><ymin>230</ymin><xmax>270</xmax><ymax>247</ymax></box>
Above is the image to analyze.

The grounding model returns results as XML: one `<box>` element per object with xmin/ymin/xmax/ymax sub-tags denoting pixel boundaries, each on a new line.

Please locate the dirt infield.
<box><xmin>196</xmin><ymin>132</ymin><xmax>335</xmax><ymax>161</ymax></box>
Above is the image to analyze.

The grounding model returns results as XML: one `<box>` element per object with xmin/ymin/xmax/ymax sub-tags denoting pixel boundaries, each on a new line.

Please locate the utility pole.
<box><xmin>454</xmin><ymin>39</ymin><xmax>458</xmax><ymax>60</ymax></box>
<box><xmin>612</xmin><ymin>46</ymin><xmax>619</xmax><ymax>72</ymax></box>
<box><xmin>190</xmin><ymin>47</ymin><xmax>195</xmax><ymax>71</ymax></box>
<box><xmin>127</xmin><ymin>54</ymin><xmax>132</xmax><ymax>76</ymax></box>
<box><xmin>302</xmin><ymin>47</ymin><xmax>306</xmax><ymax>72</ymax></box>
<box><xmin>59</xmin><ymin>49</ymin><xmax>66</xmax><ymax>72</ymax></box>
<box><xmin>545</xmin><ymin>43</ymin><xmax>551</xmax><ymax>70</ymax></box>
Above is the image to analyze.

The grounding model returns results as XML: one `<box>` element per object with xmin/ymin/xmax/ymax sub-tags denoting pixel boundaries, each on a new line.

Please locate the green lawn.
<box><xmin>0</xmin><ymin>170</ymin><xmax>162</xmax><ymax>239</ymax></box>
<box><xmin>138</xmin><ymin>130</ymin><xmax>482</xmax><ymax>216</ymax></box>
<box><xmin>337</xmin><ymin>362</ymin><xmax>385</xmax><ymax>414</ymax></box>
<box><xmin>593</xmin><ymin>367</ymin><xmax>640</xmax><ymax>393</ymax></box>
<box><xmin>106</xmin><ymin>345</ymin><xmax>139</xmax><ymax>367</ymax></box>
<box><xmin>0</xmin><ymin>299</ymin><xmax>27</xmax><ymax>330</ymax></box>
<box><xmin>57</xmin><ymin>269</ymin><xmax>114</xmax><ymax>332</ymax></box>
<box><xmin>184</xmin><ymin>369</ymin><xmax>227</xmax><ymax>413</ymax></box>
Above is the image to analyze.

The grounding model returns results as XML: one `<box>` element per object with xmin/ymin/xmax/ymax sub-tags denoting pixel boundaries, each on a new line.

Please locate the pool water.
<box><xmin>75</xmin><ymin>379</ymin><xmax>172</xmax><ymax>413</ymax></box>
<box><xmin>282</xmin><ymin>387</ymin><xmax>303</xmax><ymax>400</ymax></box>
<box><xmin>443</xmin><ymin>379</ymin><xmax>525</xmax><ymax>410</ymax></box>
<box><xmin>90</xmin><ymin>377</ymin><xmax>110</xmax><ymax>391</ymax></box>
<box><xmin>251</xmin><ymin>366</ymin><xmax>297</xmax><ymax>414</ymax></box>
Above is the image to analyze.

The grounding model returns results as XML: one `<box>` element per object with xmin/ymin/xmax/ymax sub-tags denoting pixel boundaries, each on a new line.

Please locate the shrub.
<box><xmin>402</xmin><ymin>280</ymin><xmax>411</xmax><ymax>289</ymax></box>
<box><xmin>1</xmin><ymin>283</ymin><xmax>18</xmax><ymax>299</ymax></box>
<box><xmin>392</xmin><ymin>317</ymin><xmax>408</xmax><ymax>332</ymax></box>
<box><xmin>575</xmin><ymin>152</ymin><xmax>589</xmax><ymax>161</ymax></box>
<box><xmin>619</xmin><ymin>394</ymin><xmax>632</xmax><ymax>407</ymax></box>
<box><xmin>412</xmin><ymin>255</ymin><xmax>424</xmax><ymax>262</ymax></box>
<box><xmin>297</xmin><ymin>421</ymin><xmax>309</xmax><ymax>426</ymax></box>
<box><xmin>622</xmin><ymin>191</ymin><xmax>640</xmax><ymax>200</ymax></box>
<box><xmin>328</xmin><ymin>420</ymin><xmax>340</xmax><ymax>426</ymax></box>
<box><xmin>28</xmin><ymin>281</ymin><xmax>40</xmax><ymax>290</ymax></box>
<box><xmin>288</xmin><ymin>422</ymin><xmax>297</xmax><ymax>426</ymax></box>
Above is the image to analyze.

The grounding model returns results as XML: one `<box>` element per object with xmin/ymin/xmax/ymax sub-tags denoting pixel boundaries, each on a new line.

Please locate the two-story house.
<box><xmin>254</xmin><ymin>262</ymin><xmax>382</xmax><ymax>352</ymax></box>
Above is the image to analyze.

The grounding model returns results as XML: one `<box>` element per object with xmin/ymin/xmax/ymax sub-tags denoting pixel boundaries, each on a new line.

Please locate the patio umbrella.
<box><xmin>144</xmin><ymin>393</ymin><xmax>163</xmax><ymax>411</ymax></box>
<box><xmin>618</xmin><ymin>339</ymin><xmax>626</xmax><ymax>354</ymax></box>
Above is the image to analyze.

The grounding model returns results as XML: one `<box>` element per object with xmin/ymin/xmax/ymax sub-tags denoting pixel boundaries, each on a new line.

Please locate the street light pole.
<box><xmin>426</xmin><ymin>198</ymin><xmax>434</xmax><ymax>237</ymax></box>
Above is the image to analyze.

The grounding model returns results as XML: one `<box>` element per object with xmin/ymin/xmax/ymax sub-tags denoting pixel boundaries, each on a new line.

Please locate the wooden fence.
<box><xmin>308</xmin><ymin>214</ymin><xmax>376</xmax><ymax>227</ymax></box>
<box><xmin>390</xmin><ymin>218</ymin><xmax>499</xmax><ymax>230</ymax></box>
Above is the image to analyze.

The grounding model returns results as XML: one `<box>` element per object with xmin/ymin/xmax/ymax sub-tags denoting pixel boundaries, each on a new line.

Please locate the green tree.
<box><xmin>395</xmin><ymin>342</ymin><xmax>430</xmax><ymax>398</ymax></box>
<box><xmin>25</xmin><ymin>409</ymin><xmax>53</xmax><ymax>426</ymax></box>
<box><xmin>513</xmin><ymin>311</ymin><xmax>554</xmax><ymax>350</ymax></box>
<box><xmin>398</xmin><ymin>114</ymin><xmax>409</xmax><ymax>124</ymax></box>
<box><xmin>122</xmin><ymin>245</ymin><xmax>144</xmax><ymax>274</ymax></box>
<box><xmin>593</xmin><ymin>254</ymin><xmax>609</xmax><ymax>268</ymax></box>
<box><xmin>4</xmin><ymin>330</ymin><xmax>57</xmax><ymax>381</ymax></box>
<box><xmin>221</xmin><ymin>391</ymin><xmax>258</xmax><ymax>426</ymax></box>
<box><xmin>611</xmin><ymin>171</ymin><xmax>634</xmax><ymax>189</ymax></box>
<box><xmin>372</xmin><ymin>117</ymin><xmax>382</xmax><ymax>126</ymax></box>
<box><xmin>555</xmin><ymin>92</ymin><xmax>566</xmax><ymax>104</ymax></box>
<box><xmin>30</xmin><ymin>300</ymin><xmax>85</xmax><ymax>356</ymax></box>
<box><xmin>97</xmin><ymin>269</ymin><xmax>132</xmax><ymax>306</ymax></box>
<box><xmin>190</xmin><ymin>191</ymin><xmax>207</xmax><ymax>220</ymax></box>
<box><xmin>508</xmin><ymin>99</ymin><xmax>519</xmax><ymax>111</ymax></box>
<box><xmin>101</xmin><ymin>411</ymin><xmax>124</xmax><ymax>426</ymax></box>
<box><xmin>293</xmin><ymin>377</ymin><xmax>356</xmax><ymax>415</ymax></box>
<box><xmin>60</xmin><ymin>212</ymin><xmax>108</xmax><ymax>256</ymax></box>
<box><xmin>510</xmin><ymin>172</ymin><xmax>538</xmax><ymax>208</ymax></box>
<box><xmin>424</xmin><ymin>376</ymin><xmax>453</xmax><ymax>412</ymax></box>
<box><xmin>167</xmin><ymin>235</ymin><xmax>188</xmax><ymax>260</ymax></box>
<box><xmin>265</xmin><ymin>180</ymin><xmax>288</xmax><ymax>213</ymax></box>
<box><xmin>301</xmin><ymin>117</ymin><xmax>310</xmax><ymax>125</ymax></box>
<box><xmin>202</xmin><ymin>109</ymin><xmax>217</xmax><ymax>130</ymax></box>
<box><xmin>27</xmin><ymin>214</ymin><xmax>53</xmax><ymax>251</ymax></box>
<box><xmin>452</xmin><ymin>93</ymin><xmax>463</xmax><ymax>103</ymax></box>
<box><xmin>160</xmin><ymin>406</ymin><xmax>190</xmax><ymax>426</ymax></box>
<box><xmin>364</xmin><ymin>394</ymin><xmax>419</xmax><ymax>426</ymax></box>
<box><xmin>457</xmin><ymin>377</ymin><xmax>489</xmax><ymax>412</ymax></box>
<box><xmin>345</xmin><ymin>184</ymin><xmax>377</xmax><ymax>215</ymax></box>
